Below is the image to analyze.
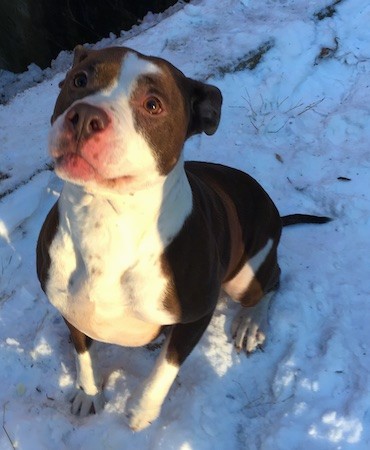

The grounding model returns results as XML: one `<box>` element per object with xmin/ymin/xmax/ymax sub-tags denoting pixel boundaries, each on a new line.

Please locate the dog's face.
<box><xmin>49</xmin><ymin>46</ymin><xmax>222</xmax><ymax>193</ymax></box>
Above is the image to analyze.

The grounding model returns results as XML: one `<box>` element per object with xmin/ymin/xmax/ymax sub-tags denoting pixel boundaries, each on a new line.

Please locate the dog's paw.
<box><xmin>69</xmin><ymin>388</ymin><xmax>105</xmax><ymax>417</ymax></box>
<box><xmin>232</xmin><ymin>308</ymin><xmax>266</xmax><ymax>354</ymax></box>
<box><xmin>126</xmin><ymin>394</ymin><xmax>161</xmax><ymax>431</ymax></box>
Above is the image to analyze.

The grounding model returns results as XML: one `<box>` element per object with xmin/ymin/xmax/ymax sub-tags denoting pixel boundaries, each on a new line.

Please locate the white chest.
<box><xmin>46</xmin><ymin>175</ymin><xmax>192</xmax><ymax>346</ymax></box>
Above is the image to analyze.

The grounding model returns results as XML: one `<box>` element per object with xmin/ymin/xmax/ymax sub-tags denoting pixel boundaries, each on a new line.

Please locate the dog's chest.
<box><xmin>46</xmin><ymin>190</ymin><xmax>176</xmax><ymax>346</ymax></box>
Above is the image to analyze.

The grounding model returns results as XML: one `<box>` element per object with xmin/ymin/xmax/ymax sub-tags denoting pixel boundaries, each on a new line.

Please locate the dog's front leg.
<box><xmin>64</xmin><ymin>320</ymin><xmax>105</xmax><ymax>416</ymax></box>
<box><xmin>127</xmin><ymin>313</ymin><xmax>213</xmax><ymax>431</ymax></box>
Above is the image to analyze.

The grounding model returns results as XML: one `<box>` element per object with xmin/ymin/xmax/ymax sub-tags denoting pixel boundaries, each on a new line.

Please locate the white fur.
<box><xmin>126</xmin><ymin>335</ymin><xmax>179</xmax><ymax>431</ymax></box>
<box><xmin>75</xmin><ymin>349</ymin><xmax>101</xmax><ymax>395</ymax></box>
<box><xmin>70</xmin><ymin>349</ymin><xmax>105</xmax><ymax>416</ymax></box>
<box><xmin>232</xmin><ymin>290</ymin><xmax>274</xmax><ymax>353</ymax></box>
<box><xmin>46</xmin><ymin>157</ymin><xmax>192</xmax><ymax>346</ymax></box>
<box><xmin>223</xmin><ymin>238</ymin><xmax>273</xmax><ymax>300</ymax></box>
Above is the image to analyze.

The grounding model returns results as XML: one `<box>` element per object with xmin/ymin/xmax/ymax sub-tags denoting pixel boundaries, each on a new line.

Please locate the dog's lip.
<box><xmin>54</xmin><ymin>152</ymin><xmax>95</xmax><ymax>171</ymax></box>
<box><xmin>53</xmin><ymin>152</ymin><xmax>96</xmax><ymax>180</ymax></box>
<box><xmin>55</xmin><ymin>152</ymin><xmax>90</xmax><ymax>164</ymax></box>
<box><xmin>54</xmin><ymin>153</ymin><xmax>134</xmax><ymax>185</ymax></box>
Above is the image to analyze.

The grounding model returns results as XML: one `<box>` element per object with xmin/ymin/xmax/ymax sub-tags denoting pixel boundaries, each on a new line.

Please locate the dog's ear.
<box><xmin>186</xmin><ymin>79</ymin><xmax>222</xmax><ymax>137</ymax></box>
<box><xmin>72</xmin><ymin>44</ymin><xmax>90</xmax><ymax>67</ymax></box>
<box><xmin>55</xmin><ymin>46</ymin><xmax>89</xmax><ymax>92</ymax></box>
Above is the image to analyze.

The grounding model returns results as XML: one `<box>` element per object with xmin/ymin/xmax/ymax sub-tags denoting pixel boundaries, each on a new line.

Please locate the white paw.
<box><xmin>126</xmin><ymin>395</ymin><xmax>161</xmax><ymax>431</ymax></box>
<box><xmin>231</xmin><ymin>308</ymin><xmax>266</xmax><ymax>354</ymax></box>
<box><xmin>69</xmin><ymin>388</ymin><xmax>105</xmax><ymax>417</ymax></box>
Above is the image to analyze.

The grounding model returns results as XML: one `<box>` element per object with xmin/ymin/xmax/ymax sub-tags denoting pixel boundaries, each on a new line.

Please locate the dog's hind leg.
<box><xmin>231</xmin><ymin>290</ymin><xmax>276</xmax><ymax>354</ymax></box>
<box><xmin>224</xmin><ymin>244</ymin><xmax>280</xmax><ymax>354</ymax></box>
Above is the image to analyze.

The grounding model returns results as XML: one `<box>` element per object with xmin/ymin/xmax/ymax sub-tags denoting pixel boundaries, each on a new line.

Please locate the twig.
<box><xmin>242</xmin><ymin>95</ymin><xmax>257</xmax><ymax>117</ymax></box>
<box><xmin>245</xmin><ymin>90</ymin><xmax>257</xmax><ymax>116</ymax></box>
<box><xmin>277</xmin><ymin>96</ymin><xmax>289</xmax><ymax>108</ymax></box>
<box><xmin>267</xmin><ymin>118</ymin><xmax>289</xmax><ymax>134</ymax></box>
<box><xmin>34</xmin><ymin>311</ymin><xmax>49</xmax><ymax>336</ymax></box>
<box><xmin>296</xmin><ymin>98</ymin><xmax>324</xmax><ymax>116</ymax></box>
<box><xmin>2</xmin><ymin>402</ymin><xmax>16</xmax><ymax>450</ymax></box>
<box><xmin>249</xmin><ymin>117</ymin><xmax>259</xmax><ymax>131</ymax></box>
<box><xmin>283</xmin><ymin>101</ymin><xmax>305</xmax><ymax>114</ymax></box>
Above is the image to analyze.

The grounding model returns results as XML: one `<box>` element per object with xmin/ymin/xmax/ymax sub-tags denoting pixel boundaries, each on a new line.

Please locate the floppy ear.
<box><xmin>187</xmin><ymin>79</ymin><xmax>222</xmax><ymax>137</ymax></box>
<box><xmin>55</xmin><ymin>45</ymin><xmax>90</xmax><ymax>91</ymax></box>
<box><xmin>72</xmin><ymin>44</ymin><xmax>90</xmax><ymax>66</ymax></box>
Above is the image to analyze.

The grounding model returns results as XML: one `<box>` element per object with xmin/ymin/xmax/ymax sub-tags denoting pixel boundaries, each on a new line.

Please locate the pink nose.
<box><xmin>66</xmin><ymin>103</ymin><xmax>110</xmax><ymax>141</ymax></box>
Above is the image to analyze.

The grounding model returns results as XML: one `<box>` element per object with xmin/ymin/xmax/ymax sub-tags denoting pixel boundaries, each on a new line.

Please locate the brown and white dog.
<box><xmin>36</xmin><ymin>45</ymin><xmax>329</xmax><ymax>430</ymax></box>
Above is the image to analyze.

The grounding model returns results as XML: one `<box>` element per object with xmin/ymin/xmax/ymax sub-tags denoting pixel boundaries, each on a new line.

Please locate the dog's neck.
<box><xmin>58</xmin><ymin>157</ymin><xmax>193</xmax><ymax>249</ymax></box>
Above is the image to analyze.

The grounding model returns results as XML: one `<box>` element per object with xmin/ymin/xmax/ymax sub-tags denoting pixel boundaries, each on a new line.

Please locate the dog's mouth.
<box><xmin>54</xmin><ymin>153</ymin><xmax>97</xmax><ymax>181</ymax></box>
<box><xmin>54</xmin><ymin>152</ymin><xmax>134</xmax><ymax>188</ymax></box>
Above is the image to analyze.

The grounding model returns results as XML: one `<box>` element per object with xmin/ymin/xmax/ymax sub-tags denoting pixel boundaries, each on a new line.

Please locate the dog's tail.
<box><xmin>281</xmin><ymin>214</ymin><xmax>332</xmax><ymax>227</ymax></box>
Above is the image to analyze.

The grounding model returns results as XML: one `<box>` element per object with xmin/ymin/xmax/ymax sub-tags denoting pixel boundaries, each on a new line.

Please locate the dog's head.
<box><xmin>49</xmin><ymin>46</ymin><xmax>222</xmax><ymax>192</ymax></box>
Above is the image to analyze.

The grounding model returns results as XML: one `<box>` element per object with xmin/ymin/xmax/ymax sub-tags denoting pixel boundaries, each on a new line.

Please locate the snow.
<box><xmin>1</xmin><ymin>0</ymin><xmax>370</xmax><ymax>448</ymax></box>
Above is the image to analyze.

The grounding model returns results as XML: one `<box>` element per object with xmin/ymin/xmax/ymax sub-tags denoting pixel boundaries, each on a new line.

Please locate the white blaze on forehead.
<box><xmin>109</xmin><ymin>51</ymin><xmax>161</xmax><ymax>98</ymax></box>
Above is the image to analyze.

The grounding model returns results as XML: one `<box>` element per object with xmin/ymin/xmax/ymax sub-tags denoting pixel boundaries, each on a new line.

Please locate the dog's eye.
<box><xmin>73</xmin><ymin>72</ymin><xmax>88</xmax><ymax>88</ymax></box>
<box><xmin>143</xmin><ymin>97</ymin><xmax>162</xmax><ymax>114</ymax></box>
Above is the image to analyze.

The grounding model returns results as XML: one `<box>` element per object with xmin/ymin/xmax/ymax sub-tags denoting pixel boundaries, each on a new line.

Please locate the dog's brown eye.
<box><xmin>144</xmin><ymin>97</ymin><xmax>162</xmax><ymax>114</ymax></box>
<box><xmin>73</xmin><ymin>72</ymin><xmax>88</xmax><ymax>88</ymax></box>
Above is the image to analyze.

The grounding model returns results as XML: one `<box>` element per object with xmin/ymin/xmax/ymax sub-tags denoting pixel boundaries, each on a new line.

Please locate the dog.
<box><xmin>36</xmin><ymin>45</ymin><xmax>330</xmax><ymax>430</ymax></box>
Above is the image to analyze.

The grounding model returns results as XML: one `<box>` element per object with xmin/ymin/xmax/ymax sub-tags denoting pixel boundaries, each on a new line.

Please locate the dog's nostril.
<box><xmin>90</xmin><ymin>118</ymin><xmax>104</xmax><ymax>132</ymax></box>
<box><xmin>67</xmin><ymin>110</ymin><xmax>79</xmax><ymax>127</ymax></box>
<box><xmin>71</xmin><ymin>113</ymin><xmax>79</xmax><ymax>127</ymax></box>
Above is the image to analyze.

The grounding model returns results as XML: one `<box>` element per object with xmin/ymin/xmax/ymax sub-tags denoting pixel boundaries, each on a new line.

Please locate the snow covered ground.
<box><xmin>1</xmin><ymin>0</ymin><xmax>370</xmax><ymax>448</ymax></box>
